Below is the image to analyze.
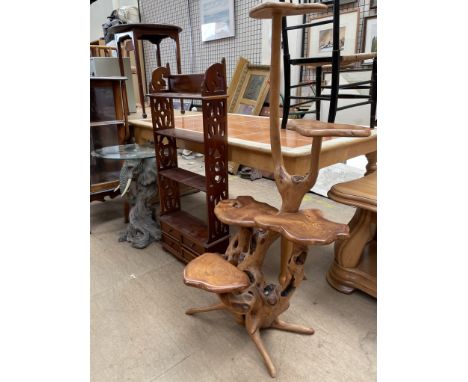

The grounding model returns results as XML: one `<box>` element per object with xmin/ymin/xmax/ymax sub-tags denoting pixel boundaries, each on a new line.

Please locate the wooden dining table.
<box><xmin>129</xmin><ymin>113</ymin><xmax>377</xmax><ymax>175</ymax></box>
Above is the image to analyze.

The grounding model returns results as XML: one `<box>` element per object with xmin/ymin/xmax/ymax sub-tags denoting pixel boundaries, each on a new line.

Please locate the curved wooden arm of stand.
<box><xmin>249</xmin><ymin>2</ymin><xmax>327</xmax><ymax>19</ymax></box>
<box><xmin>287</xmin><ymin>120</ymin><xmax>371</xmax><ymax>138</ymax></box>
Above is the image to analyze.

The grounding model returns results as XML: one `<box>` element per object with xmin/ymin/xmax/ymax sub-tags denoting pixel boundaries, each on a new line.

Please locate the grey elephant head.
<box><xmin>119</xmin><ymin>158</ymin><xmax>157</xmax><ymax>197</ymax></box>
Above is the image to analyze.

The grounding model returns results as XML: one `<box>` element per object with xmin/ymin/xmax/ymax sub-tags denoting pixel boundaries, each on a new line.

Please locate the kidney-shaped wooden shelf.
<box><xmin>215</xmin><ymin>196</ymin><xmax>278</xmax><ymax>227</ymax></box>
<box><xmin>287</xmin><ymin>119</ymin><xmax>371</xmax><ymax>138</ymax></box>
<box><xmin>184</xmin><ymin>253</ymin><xmax>250</xmax><ymax>294</ymax></box>
<box><xmin>249</xmin><ymin>2</ymin><xmax>327</xmax><ymax>19</ymax></box>
<box><xmin>254</xmin><ymin>209</ymin><xmax>349</xmax><ymax>246</ymax></box>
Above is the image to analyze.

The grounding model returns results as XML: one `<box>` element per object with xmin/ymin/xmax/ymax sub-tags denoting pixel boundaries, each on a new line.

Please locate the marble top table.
<box><xmin>129</xmin><ymin>114</ymin><xmax>377</xmax><ymax>175</ymax></box>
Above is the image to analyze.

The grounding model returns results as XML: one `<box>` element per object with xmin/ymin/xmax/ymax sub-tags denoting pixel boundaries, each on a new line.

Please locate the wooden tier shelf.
<box><xmin>159</xmin><ymin>168</ymin><xmax>206</xmax><ymax>192</ymax></box>
<box><xmin>151</xmin><ymin>60</ymin><xmax>230</xmax><ymax>262</ymax></box>
<box><xmin>90</xmin><ymin>168</ymin><xmax>121</xmax><ymax>193</ymax></box>
<box><xmin>155</xmin><ymin>128</ymin><xmax>204</xmax><ymax>144</ymax></box>
<box><xmin>160</xmin><ymin>211</ymin><xmax>229</xmax><ymax>264</ymax></box>
<box><xmin>149</xmin><ymin>91</ymin><xmax>227</xmax><ymax>100</ymax></box>
<box><xmin>90</xmin><ymin>120</ymin><xmax>126</xmax><ymax>127</ymax></box>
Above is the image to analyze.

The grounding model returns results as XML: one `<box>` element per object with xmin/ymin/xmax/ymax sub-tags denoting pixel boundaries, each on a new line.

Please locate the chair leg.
<box><xmin>185</xmin><ymin>302</ymin><xmax>226</xmax><ymax>315</ymax></box>
<box><xmin>370</xmin><ymin>57</ymin><xmax>377</xmax><ymax>128</ymax></box>
<box><xmin>328</xmin><ymin>64</ymin><xmax>339</xmax><ymax>123</ymax></box>
<box><xmin>315</xmin><ymin>66</ymin><xmax>322</xmax><ymax>121</ymax></box>
<box><xmin>249</xmin><ymin>330</ymin><xmax>277</xmax><ymax>378</ymax></box>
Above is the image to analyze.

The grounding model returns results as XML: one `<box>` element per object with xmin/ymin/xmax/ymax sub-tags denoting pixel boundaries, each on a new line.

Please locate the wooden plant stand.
<box><xmin>148</xmin><ymin>60</ymin><xmax>230</xmax><ymax>263</ymax></box>
<box><xmin>182</xmin><ymin>3</ymin><xmax>372</xmax><ymax>378</ymax></box>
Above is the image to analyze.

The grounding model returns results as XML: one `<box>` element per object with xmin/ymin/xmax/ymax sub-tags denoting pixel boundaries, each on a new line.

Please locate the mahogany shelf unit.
<box><xmin>90</xmin><ymin>76</ymin><xmax>129</xmax><ymax>202</ymax></box>
<box><xmin>149</xmin><ymin>60</ymin><xmax>230</xmax><ymax>263</ymax></box>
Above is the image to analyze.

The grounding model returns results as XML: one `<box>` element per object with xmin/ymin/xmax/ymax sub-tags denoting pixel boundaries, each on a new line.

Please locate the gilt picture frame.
<box><xmin>227</xmin><ymin>57</ymin><xmax>270</xmax><ymax>116</ymax></box>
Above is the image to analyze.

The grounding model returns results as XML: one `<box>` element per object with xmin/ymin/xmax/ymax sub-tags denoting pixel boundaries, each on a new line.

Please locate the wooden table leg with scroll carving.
<box><xmin>326</xmin><ymin>208</ymin><xmax>377</xmax><ymax>296</ymax></box>
<box><xmin>326</xmin><ymin>172</ymin><xmax>377</xmax><ymax>297</ymax></box>
<box><xmin>365</xmin><ymin>151</ymin><xmax>377</xmax><ymax>175</ymax></box>
<box><xmin>182</xmin><ymin>3</ymin><xmax>373</xmax><ymax>378</ymax></box>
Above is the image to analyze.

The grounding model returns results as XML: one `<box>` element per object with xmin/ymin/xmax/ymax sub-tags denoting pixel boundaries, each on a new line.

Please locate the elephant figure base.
<box><xmin>118</xmin><ymin>157</ymin><xmax>161</xmax><ymax>249</ymax></box>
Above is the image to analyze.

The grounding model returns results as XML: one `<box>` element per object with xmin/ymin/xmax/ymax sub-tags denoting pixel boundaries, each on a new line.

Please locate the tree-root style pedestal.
<box><xmin>182</xmin><ymin>2</ymin><xmax>372</xmax><ymax>378</ymax></box>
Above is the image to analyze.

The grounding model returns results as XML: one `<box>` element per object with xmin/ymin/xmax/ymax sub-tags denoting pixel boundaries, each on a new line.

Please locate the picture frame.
<box><xmin>200</xmin><ymin>0</ymin><xmax>235</xmax><ymax>42</ymax></box>
<box><xmin>370</xmin><ymin>0</ymin><xmax>377</xmax><ymax>9</ymax></box>
<box><xmin>227</xmin><ymin>57</ymin><xmax>270</xmax><ymax>116</ymax></box>
<box><xmin>308</xmin><ymin>9</ymin><xmax>360</xmax><ymax>58</ymax></box>
<box><xmin>362</xmin><ymin>16</ymin><xmax>377</xmax><ymax>64</ymax></box>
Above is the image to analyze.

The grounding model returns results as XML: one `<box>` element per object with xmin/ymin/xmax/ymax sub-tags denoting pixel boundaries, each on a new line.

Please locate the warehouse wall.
<box><xmin>138</xmin><ymin>0</ymin><xmax>262</xmax><ymax>85</ymax></box>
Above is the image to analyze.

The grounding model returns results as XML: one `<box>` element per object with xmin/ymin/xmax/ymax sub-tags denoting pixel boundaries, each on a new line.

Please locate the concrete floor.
<box><xmin>91</xmin><ymin>158</ymin><xmax>376</xmax><ymax>382</ymax></box>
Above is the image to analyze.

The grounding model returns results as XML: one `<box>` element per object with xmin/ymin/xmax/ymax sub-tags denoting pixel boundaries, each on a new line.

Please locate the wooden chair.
<box><xmin>280</xmin><ymin>0</ymin><xmax>377</xmax><ymax>129</ymax></box>
<box><xmin>182</xmin><ymin>2</ymin><xmax>372</xmax><ymax>377</ymax></box>
<box><xmin>90</xmin><ymin>45</ymin><xmax>116</xmax><ymax>57</ymax></box>
<box><xmin>327</xmin><ymin>170</ymin><xmax>377</xmax><ymax>297</ymax></box>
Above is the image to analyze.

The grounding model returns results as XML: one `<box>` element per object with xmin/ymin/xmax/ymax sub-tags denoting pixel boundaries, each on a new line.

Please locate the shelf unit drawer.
<box><xmin>161</xmin><ymin>221</ymin><xmax>182</xmax><ymax>240</ymax></box>
<box><xmin>181</xmin><ymin>235</ymin><xmax>205</xmax><ymax>255</ymax></box>
<box><xmin>162</xmin><ymin>234</ymin><xmax>181</xmax><ymax>256</ymax></box>
<box><xmin>181</xmin><ymin>247</ymin><xmax>198</xmax><ymax>263</ymax></box>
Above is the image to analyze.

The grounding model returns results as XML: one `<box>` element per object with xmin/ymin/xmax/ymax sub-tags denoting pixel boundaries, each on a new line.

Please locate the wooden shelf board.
<box><xmin>91</xmin><ymin>120</ymin><xmax>126</xmax><ymax>127</ymax></box>
<box><xmin>159</xmin><ymin>168</ymin><xmax>206</xmax><ymax>192</ymax></box>
<box><xmin>155</xmin><ymin>128</ymin><xmax>204</xmax><ymax>144</ymax></box>
<box><xmin>148</xmin><ymin>92</ymin><xmax>227</xmax><ymax>100</ymax></box>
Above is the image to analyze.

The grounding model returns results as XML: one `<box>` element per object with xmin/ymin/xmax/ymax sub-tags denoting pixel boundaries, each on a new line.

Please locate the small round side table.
<box><xmin>92</xmin><ymin>143</ymin><xmax>161</xmax><ymax>248</ymax></box>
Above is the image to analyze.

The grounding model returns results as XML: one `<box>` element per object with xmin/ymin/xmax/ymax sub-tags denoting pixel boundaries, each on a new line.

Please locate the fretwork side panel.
<box><xmin>203</xmin><ymin>97</ymin><xmax>229</xmax><ymax>243</ymax></box>
<box><xmin>151</xmin><ymin>95</ymin><xmax>180</xmax><ymax>215</ymax></box>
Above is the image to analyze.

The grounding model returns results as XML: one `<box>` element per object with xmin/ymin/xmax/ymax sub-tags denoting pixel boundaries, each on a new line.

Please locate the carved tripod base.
<box><xmin>185</xmin><ymin>302</ymin><xmax>314</xmax><ymax>378</ymax></box>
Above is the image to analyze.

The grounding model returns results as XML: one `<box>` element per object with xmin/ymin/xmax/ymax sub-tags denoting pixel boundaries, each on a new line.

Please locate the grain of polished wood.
<box><xmin>288</xmin><ymin>119</ymin><xmax>371</xmax><ymax>138</ymax></box>
<box><xmin>328</xmin><ymin>171</ymin><xmax>377</xmax><ymax>212</ymax></box>
<box><xmin>249</xmin><ymin>2</ymin><xmax>327</xmax><ymax>19</ymax></box>
<box><xmin>255</xmin><ymin>209</ymin><xmax>349</xmax><ymax>246</ymax></box>
<box><xmin>183</xmin><ymin>253</ymin><xmax>250</xmax><ymax>293</ymax></box>
<box><xmin>215</xmin><ymin>196</ymin><xmax>278</xmax><ymax>227</ymax></box>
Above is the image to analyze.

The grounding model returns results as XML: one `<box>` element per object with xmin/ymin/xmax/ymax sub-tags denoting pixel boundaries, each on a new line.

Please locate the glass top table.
<box><xmin>92</xmin><ymin>143</ymin><xmax>155</xmax><ymax>160</ymax></box>
<box><xmin>91</xmin><ymin>143</ymin><xmax>160</xmax><ymax>249</ymax></box>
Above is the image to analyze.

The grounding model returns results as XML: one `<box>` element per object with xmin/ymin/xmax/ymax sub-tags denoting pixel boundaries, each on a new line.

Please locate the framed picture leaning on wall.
<box><xmin>234</xmin><ymin>67</ymin><xmax>270</xmax><ymax>115</ymax></box>
<box><xmin>308</xmin><ymin>9</ymin><xmax>360</xmax><ymax>58</ymax></box>
<box><xmin>362</xmin><ymin>16</ymin><xmax>377</xmax><ymax>64</ymax></box>
<box><xmin>200</xmin><ymin>0</ymin><xmax>235</xmax><ymax>42</ymax></box>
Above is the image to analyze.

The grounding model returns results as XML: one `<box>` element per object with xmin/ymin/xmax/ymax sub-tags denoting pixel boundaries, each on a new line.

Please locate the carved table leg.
<box><xmin>119</xmin><ymin>158</ymin><xmax>161</xmax><ymax>248</ymax></box>
<box><xmin>365</xmin><ymin>151</ymin><xmax>377</xmax><ymax>175</ymax></box>
<box><xmin>327</xmin><ymin>208</ymin><xmax>377</xmax><ymax>296</ymax></box>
